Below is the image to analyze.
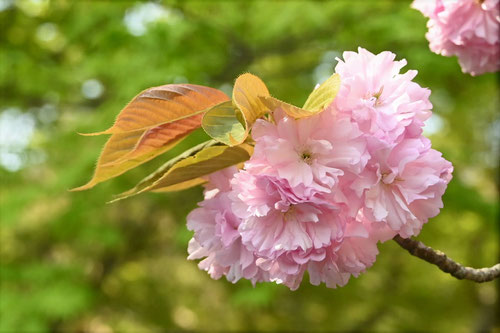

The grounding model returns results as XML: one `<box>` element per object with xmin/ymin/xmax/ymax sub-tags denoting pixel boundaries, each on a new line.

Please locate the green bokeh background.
<box><xmin>1</xmin><ymin>0</ymin><xmax>498</xmax><ymax>332</ymax></box>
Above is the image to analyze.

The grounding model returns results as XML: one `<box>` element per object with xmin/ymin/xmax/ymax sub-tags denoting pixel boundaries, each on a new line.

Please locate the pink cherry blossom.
<box><xmin>230</xmin><ymin>171</ymin><xmax>344</xmax><ymax>290</ymax></box>
<box><xmin>229</xmin><ymin>169</ymin><xmax>390</xmax><ymax>290</ymax></box>
<box><xmin>362</xmin><ymin>137</ymin><xmax>453</xmax><ymax>238</ymax></box>
<box><xmin>188</xmin><ymin>108</ymin><xmax>391</xmax><ymax>290</ymax></box>
<box><xmin>250</xmin><ymin>108</ymin><xmax>368</xmax><ymax>192</ymax></box>
<box><xmin>231</xmin><ymin>172</ymin><xmax>342</xmax><ymax>255</ymax></box>
<box><xmin>308</xmin><ymin>213</ymin><xmax>396</xmax><ymax>288</ymax></box>
<box><xmin>186</xmin><ymin>47</ymin><xmax>454</xmax><ymax>290</ymax></box>
<box><xmin>333</xmin><ymin>47</ymin><xmax>432</xmax><ymax>145</ymax></box>
<box><xmin>412</xmin><ymin>0</ymin><xmax>500</xmax><ymax>76</ymax></box>
<box><xmin>187</xmin><ymin>167</ymin><xmax>269</xmax><ymax>285</ymax></box>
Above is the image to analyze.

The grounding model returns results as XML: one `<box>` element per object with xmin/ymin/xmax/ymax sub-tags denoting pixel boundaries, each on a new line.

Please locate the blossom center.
<box><xmin>382</xmin><ymin>172</ymin><xmax>403</xmax><ymax>185</ymax></box>
<box><xmin>300</xmin><ymin>151</ymin><xmax>313</xmax><ymax>165</ymax></box>
<box><xmin>372</xmin><ymin>86</ymin><xmax>384</xmax><ymax>106</ymax></box>
<box><xmin>283</xmin><ymin>205</ymin><xmax>296</xmax><ymax>222</ymax></box>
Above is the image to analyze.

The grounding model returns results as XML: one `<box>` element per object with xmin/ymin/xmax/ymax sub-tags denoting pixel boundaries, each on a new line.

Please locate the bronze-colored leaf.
<box><xmin>73</xmin><ymin>84</ymin><xmax>230</xmax><ymax>191</ymax></box>
<box><xmin>232</xmin><ymin>73</ymin><xmax>270</xmax><ymax>126</ymax></box>
<box><xmin>84</xmin><ymin>84</ymin><xmax>229</xmax><ymax>135</ymax></box>
<box><xmin>104</xmin><ymin>114</ymin><xmax>203</xmax><ymax>166</ymax></box>
<box><xmin>71</xmin><ymin>130</ymin><xmax>183</xmax><ymax>191</ymax></box>
<box><xmin>110</xmin><ymin>141</ymin><xmax>252</xmax><ymax>202</ymax></box>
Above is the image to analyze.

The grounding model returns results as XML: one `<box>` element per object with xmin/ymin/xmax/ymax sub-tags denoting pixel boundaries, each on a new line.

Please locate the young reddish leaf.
<box><xmin>73</xmin><ymin>84</ymin><xmax>229</xmax><ymax>191</ymax></box>
<box><xmin>110</xmin><ymin>141</ymin><xmax>252</xmax><ymax>202</ymax></box>
<box><xmin>104</xmin><ymin>114</ymin><xmax>203</xmax><ymax>165</ymax></box>
<box><xmin>232</xmin><ymin>73</ymin><xmax>270</xmax><ymax>127</ymax></box>
<box><xmin>71</xmin><ymin>130</ymin><xmax>183</xmax><ymax>191</ymax></box>
<box><xmin>83</xmin><ymin>84</ymin><xmax>229</xmax><ymax>135</ymax></box>
<box><xmin>202</xmin><ymin>101</ymin><xmax>247</xmax><ymax>146</ymax></box>
<box><xmin>302</xmin><ymin>74</ymin><xmax>341</xmax><ymax>111</ymax></box>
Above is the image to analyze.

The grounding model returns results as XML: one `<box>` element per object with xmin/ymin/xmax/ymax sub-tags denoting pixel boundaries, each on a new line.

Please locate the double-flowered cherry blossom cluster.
<box><xmin>187</xmin><ymin>48</ymin><xmax>453</xmax><ymax>290</ymax></box>
<box><xmin>412</xmin><ymin>0</ymin><xmax>500</xmax><ymax>76</ymax></box>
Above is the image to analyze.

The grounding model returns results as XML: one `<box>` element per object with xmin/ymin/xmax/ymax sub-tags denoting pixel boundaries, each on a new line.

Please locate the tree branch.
<box><xmin>393</xmin><ymin>235</ymin><xmax>500</xmax><ymax>283</ymax></box>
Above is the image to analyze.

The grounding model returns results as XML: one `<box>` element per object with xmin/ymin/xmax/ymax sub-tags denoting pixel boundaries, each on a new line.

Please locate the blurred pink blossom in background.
<box><xmin>412</xmin><ymin>0</ymin><xmax>500</xmax><ymax>76</ymax></box>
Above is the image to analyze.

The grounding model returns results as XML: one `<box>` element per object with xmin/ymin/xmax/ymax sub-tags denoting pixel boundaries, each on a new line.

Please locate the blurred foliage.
<box><xmin>0</xmin><ymin>0</ymin><xmax>498</xmax><ymax>332</ymax></box>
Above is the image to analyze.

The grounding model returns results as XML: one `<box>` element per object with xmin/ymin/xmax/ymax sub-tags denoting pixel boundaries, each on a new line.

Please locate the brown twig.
<box><xmin>393</xmin><ymin>235</ymin><xmax>500</xmax><ymax>283</ymax></box>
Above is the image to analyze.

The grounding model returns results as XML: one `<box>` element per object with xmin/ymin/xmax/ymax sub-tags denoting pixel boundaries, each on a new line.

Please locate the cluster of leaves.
<box><xmin>73</xmin><ymin>73</ymin><xmax>340</xmax><ymax>201</ymax></box>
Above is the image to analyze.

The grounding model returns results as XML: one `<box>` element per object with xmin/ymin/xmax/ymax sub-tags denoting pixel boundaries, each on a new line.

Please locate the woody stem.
<box><xmin>393</xmin><ymin>235</ymin><xmax>500</xmax><ymax>283</ymax></box>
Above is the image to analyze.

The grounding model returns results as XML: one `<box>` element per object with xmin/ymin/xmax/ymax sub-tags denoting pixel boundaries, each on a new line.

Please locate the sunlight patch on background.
<box><xmin>313</xmin><ymin>50</ymin><xmax>340</xmax><ymax>86</ymax></box>
<box><xmin>172</xmin><ymin>306</ymin><xmax>197</xmax><ymax>330</ymax></box>
<box><xmin>36</xmin><ymin>103</ymin><xmax>58</xmax><ymax>125</ymax></box>
<box><xmin>15</xmin><ymin>0</ymin><xmax>49</xmax><ymax>17</ymax></box>
<box><xmin>0</xmin><ymin>108</ymin><xmax>36</xmax><ymax>172</ymax></box>
<box><xmin>36</xmin><ymin>22</ymin><xmax>58</xmax><ymax>43</ymax></box>
<box><xmin>35</xmin><ymin>22</ymin><xmax>66</xmax><ymax>52</ymax></box>
<box><xmin>423</xmin><ymin>113</ymin><xmax>444</xmax><ymax>136</ymax></box>
<box><xmin>0</xmin><ymin>0</ymin><xmax>13</xmax><ymax>11</ymax></box>
<box><xmin>81</xmin><ymin>79</ymin><xmax>105</xmax><ymax>100</ymax></box>
<box><xmin>485</xmin><ymin>119</ymin><xmax>500</xmax><ymax>168</ymax></box>
<box><xmin>123</xmin><ymin>2</ymin><xmax>174</xmax><ymax>37</ymax></box>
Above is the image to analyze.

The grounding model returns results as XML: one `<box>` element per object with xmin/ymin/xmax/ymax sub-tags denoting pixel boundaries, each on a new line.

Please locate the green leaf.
<box><xmin>303</xmin><ymin>73</ymin><xmax>341</xmax><ymax>111</ymax></box>
<box><xmin>110</xmin><ymin>141</ymin><xmax>252</xmax><ymax>202</ymax></box>
<box><xmin>202</xmin><ymin>101</ymin><xmax>247</xmax><ymax>146</ymax></box>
